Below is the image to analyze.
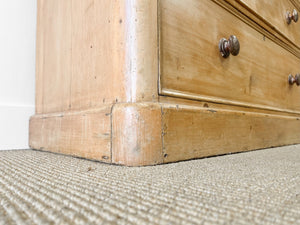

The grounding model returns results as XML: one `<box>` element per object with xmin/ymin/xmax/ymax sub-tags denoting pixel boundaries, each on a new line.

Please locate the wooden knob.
<box><xmin>288</xmin><ymin>74</ymin><xmax>300</xmax><ymax>86</ymax></box>
<box><xmin>219</xmin><ymin>35</ymin><xmax>240</xmax><ymax>58</ymax></box>
<box><xmin>286</xmin><ymin>9</ymin><xmax>298</xmax><ymax>24</ymax></box>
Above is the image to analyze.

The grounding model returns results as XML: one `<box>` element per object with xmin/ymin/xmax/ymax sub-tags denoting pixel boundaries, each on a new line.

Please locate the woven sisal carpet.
<box><xmin>0</xmin><ymin>146</ymin><xmax>299</xmax><ymax>225</ymax></box>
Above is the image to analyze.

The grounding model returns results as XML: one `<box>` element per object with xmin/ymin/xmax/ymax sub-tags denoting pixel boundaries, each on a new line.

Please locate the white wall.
<box><xmin>0</xmin><ymin>1</ymin><xmax>36</xmax><ymax>150</ymax></box>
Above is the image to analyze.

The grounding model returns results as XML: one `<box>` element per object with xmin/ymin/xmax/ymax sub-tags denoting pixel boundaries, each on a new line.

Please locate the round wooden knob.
<box><xmin>286</xmin><ymin>9</ymin><xmax>298</xmax><ymax>24</ymax></box>
<box><xmin>219</xmin><ymin>35</ymin><xmax>240</xmax><ymax>58</ymax></box>
<box><xmin>288</xmin><ymin>74</ymin><xmax>300</xmax><ymax>86</ymax></box>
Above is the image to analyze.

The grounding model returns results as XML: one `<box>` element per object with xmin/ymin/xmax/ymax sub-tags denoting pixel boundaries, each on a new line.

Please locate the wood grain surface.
<box><xmin>159</xmin><ymin>0</ymin><xmax>300</xmax><ymax>113</ymax></box>
<box><xmin>35</xmin><ymin>0</ymin><xmax>72</xmax><ymax>114</ymax></box>
<box><xmin>111</xmin><ymin>103</ymin><xmax>163</xmax><ymax>166</ymax></box>
<box><xmin>31</xmin><ymin>0</ymin><xmax>300</xmax><ymax>166</ymax></box>
<box><xmin>236</xmin><ymin>0</ymin><xmax>300</xmax><ymax>48</ymax></box>
<box><xmin>29</xmin><ymin>105</ymin><xmax>112</xmax><ymax>162</ymax></box>
<box><xmin>30</xmin><ymin>102</ymin><xmax>300</xmax><ymax>166</ymax></box>
<box><xmin>35</xmin><ymin>0</ymin><xmax>158</xmax><ymax>114</ymax></box>
<box><xmin>162</xmin><ymin>104</ymin><xmax>300</xmax><ymax>163</ymax></box>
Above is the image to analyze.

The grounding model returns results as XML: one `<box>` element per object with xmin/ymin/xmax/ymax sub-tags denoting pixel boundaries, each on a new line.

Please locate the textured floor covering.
<box><xmin>0</xmin><ymin>146</ymin><xmax>299</xmax><ymax>225</ymax></box>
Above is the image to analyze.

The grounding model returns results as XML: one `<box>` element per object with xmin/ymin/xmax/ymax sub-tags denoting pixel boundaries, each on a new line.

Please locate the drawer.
<box><xmin>233</xmin><ymin>0</ymin><xmax>300</xmax><ymax>48</ymax></box>
<box><xmin>159</xmin><ymin>0</ymin><xmax>300</xmax><ymax>113</ymax></box>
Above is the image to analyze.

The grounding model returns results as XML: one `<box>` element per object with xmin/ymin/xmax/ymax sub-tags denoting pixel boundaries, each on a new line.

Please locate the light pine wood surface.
<box><xmin>30</xmin><ymin>105</ymin><xmax>112</xmax><ymax>162</ymax></box>
<box><xmin>36</xmin><ymin>0</ymin><xmax>158</xmax><ymax>114</ymax></box>
<box><xmin>35</xmin><ymin>0</ymin><xmax>72</xmax><ymax>114</ymax></box>
<box><xmin>159</xmin><ymin>0</ymin><xmax>300</xmax><ymax>113</ymax></box>
<box><xmin>30</xmin><ymin>0</ymin><xmax>300</xmax><ymax>166</ymax></box>
<box><xmin>236</xmin><ymin>0</ymin><xmax>300</xmax><ymax>48</ymax></box>
<box><xmin>30</xmin><ymin>102</ymin><xmax>300</xmax><ymax>166</ymax></box>
<box><xmin>162</xmin><ymin>104</ymin><xmax>300</xmax><ymax>163</ymax></box>
<box><xmin>112</xmin><ymin>103</ymin><xmax>163</xmax><ymax>166</ymax></box>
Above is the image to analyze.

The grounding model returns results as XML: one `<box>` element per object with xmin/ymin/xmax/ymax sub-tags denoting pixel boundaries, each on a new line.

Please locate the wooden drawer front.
<box><xmin>159</xmin><ymin>0</ymin><xmax>300</xmax><ymax>113</ymax></box>
<box><xmin>234</xmin><ymin>0</ymin><xmax>300</xmax><ymax>48</ymax></box>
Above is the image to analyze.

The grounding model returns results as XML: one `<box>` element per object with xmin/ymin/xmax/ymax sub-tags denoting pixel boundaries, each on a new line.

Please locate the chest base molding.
<box><xmin>29</xmin><ymin>102</ymin><xmax>300</xmax><ymax>166</ymax></box>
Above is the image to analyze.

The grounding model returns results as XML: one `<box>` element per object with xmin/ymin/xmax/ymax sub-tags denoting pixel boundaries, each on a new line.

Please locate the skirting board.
<box><xmin>29</xmin><ymin>102</ymin><xmax>300</xmax><ymax>166</ymax></box>
<box><xmin>0</xmin><ymin>104</ymin><xmax>35</xmax><ymax>150</ymax></box>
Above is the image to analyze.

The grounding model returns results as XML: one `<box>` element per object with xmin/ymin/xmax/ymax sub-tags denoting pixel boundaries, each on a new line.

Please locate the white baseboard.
<box><xmin>0</xmin><ymin>104</ymin><xmax>34</xmax><ymax>150</ymax></box>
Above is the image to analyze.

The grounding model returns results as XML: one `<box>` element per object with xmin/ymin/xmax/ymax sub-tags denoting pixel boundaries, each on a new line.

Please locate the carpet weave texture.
<box><xmin>0</xmin><ymin>146</ymin><xmax>299</xmax><ymax>225</ymax></box>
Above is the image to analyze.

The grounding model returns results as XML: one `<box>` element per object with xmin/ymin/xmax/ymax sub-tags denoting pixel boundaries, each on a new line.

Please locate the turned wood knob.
<box><xmin>219</xmin><ymin>35</ymin><xmax>240</xmax><ymax>58</ymax></box>
<box><xmin>286</xmin><ymin>9</ymin><xmax>298</xmax><ymax>24</ymax></box>
<box><xmin>288</xmin><ymin>74</ymin><xmax>300</xmax><ymax>86</ymax></box>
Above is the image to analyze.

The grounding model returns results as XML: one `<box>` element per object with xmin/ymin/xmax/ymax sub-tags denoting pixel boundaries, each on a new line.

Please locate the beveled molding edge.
<box><xmin>290</xmin><ymin>0</ymin><xmax>300</xmax><ymax>10</ymax></box>
<box><xmin>161</xmin><ymin>88</ymin><xmax>300</xmax><ymax>116</ymax></box>
<box><xmin>212</xmin><ymin>0</ymin><xmax>300</xmax><ymax>58</ymax></box>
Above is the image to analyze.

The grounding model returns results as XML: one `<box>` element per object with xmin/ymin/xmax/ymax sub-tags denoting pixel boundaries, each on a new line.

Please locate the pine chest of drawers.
<box><xmin>30</xmin><ymin>0</ymin><xmax>300</xmax><ymax>166</ymax></box>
